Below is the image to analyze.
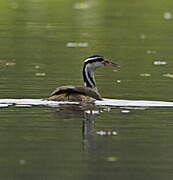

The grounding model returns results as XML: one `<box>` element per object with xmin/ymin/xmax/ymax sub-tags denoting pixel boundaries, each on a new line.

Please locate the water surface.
<box><xmin>0</xmin><ymin>0</ymin><xmax>173</xmax><ymax>179</ymax></box>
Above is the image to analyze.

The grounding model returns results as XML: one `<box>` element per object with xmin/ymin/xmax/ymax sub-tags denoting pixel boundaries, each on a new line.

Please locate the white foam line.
<box><xmin>0</xmin><ymin>99</ymin><xmax>79</xmax><ymax>107</ymax></box>
<box><xmin>0</xmin><ymin>98</ymin><xmax>173</xmax><ymax>108</ymax></box>
<box><xmin>95</xmin><ymin>98</ymin><xmax>173</xmax><ymax>107</ymax></box>
<box><xmin>0</xmin><ymin>104</ymin><xmax>10</xmax><ymax>108</ymax></box>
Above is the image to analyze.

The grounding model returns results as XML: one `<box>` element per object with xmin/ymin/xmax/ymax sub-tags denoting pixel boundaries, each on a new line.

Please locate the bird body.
<box><xmin>48</xmin><ymin>85</ymin><xmax>102</xmax><ymax>103</ymax></box>
<box><xmin>48</xmin><ymin>55</ymin><xmax>118</xmax><ymax>103</ymax></box>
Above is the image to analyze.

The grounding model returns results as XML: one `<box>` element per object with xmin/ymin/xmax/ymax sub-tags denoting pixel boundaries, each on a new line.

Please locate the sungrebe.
<box><xmin>48</xmin><ymin>55</ymin><xmax>119</xmax><ymax>103</ymax></box>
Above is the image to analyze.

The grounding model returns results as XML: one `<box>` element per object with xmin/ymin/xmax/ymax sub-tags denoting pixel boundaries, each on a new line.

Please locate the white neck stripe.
<box><xmin>85</xmin><ymin>66</ymin><xmax>95</xmax><ymax>88</ymax></box>
<box><xmin>84</xmin><ymin>57</ymin><xmax>100</xmax><ymax>63</ymax></box>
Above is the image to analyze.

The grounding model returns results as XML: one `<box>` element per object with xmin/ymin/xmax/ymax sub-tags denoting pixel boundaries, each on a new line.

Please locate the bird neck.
<box><xmin>83</xmin><ymin>64</ymin><xmax>97</xmax><ymax>89</ymax></box>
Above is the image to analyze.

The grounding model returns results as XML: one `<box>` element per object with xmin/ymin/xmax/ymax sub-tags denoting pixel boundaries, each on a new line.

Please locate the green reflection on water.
<box><xmin>0</xmin><ymin>0</ymin><xmax>173</xmax><ymax>179</ymax></box>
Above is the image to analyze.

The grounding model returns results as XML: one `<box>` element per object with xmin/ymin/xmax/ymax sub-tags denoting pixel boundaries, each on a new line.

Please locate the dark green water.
<box><xmin>0</xmin><ymin>0</ymin><xmax>173</xmax><ymax>179</ymax></box>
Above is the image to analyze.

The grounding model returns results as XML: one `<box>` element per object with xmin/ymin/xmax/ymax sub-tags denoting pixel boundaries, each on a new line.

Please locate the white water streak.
<box><xmin>96</xmin><ymin>98</ymin><xmax>173</xmax><ymax>107</ymax></box>
<box><xmin>0</xmin><ymin>98</ymin><xmax>173</xmax><ymax>108</ymax></box>
<box><xmin>0</xmin><ymin>99</ymin><xmax>78</xmax><ymax>108</ymax></box>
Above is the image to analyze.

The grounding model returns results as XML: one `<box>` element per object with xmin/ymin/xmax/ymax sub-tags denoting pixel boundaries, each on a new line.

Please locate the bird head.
<box><xmin>84</xmin><ymin>55</ymin><xmax>119</xmax><ymax>70</ymax></box>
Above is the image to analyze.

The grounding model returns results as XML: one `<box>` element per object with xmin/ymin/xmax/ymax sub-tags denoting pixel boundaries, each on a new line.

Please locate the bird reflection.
<box><xmin>83</xmin><ymin>111</ymin><xmax>98</xmax><ymax>151</ymax></box>
<box><xmin>54</xmin><ymin>106</ymin><xmax>100</xmax><ymax>151</ymax></box>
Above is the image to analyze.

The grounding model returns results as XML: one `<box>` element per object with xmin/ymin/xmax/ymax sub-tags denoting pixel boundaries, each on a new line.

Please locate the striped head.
<box><xmin>84</xmin><ymin>55</ymin><xmax>119</xmax><ymax>69</ymax></box>
<box><xmin>83</xmin><ymin>55</ymin><xmax>119</xmax><ymax>88</ymax></box>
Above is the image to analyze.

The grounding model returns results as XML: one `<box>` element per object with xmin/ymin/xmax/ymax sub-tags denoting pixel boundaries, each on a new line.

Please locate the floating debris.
<box><xmin>163</xmin><ymin>73</ymin><xmax>173</xmax><ymax>78</ymax></box>
<box><xmin>34</xmin><ymin>65</ymin><xmax>40</xmax><ymax>69</ymax></box>
<box><xmin>5</xmin><ymin>59</ymin><xmax>16</xmax><ymax>66</ymax></box>
<box><xmin>19</xmin><ymin>159</ymin><xmax>26</xmax><ymax>165</ymax></box>
<box><xmin>106</xmin><ymin>156</ymin><xmax>118</xmax><ymax>162</ymax></box>
<box><xmin>153</xmin><ymin>61</ymin><xmax>167</xmax><ymax>65</ymax></box>
<box><xmin>121</xmin><ymin>110</ymin><xmax>130</xmax><ymax>114</ymax></box>
<box><xmin>96</xmin><ymin>130</ymin><xmax>117</xmax><ymax>136</ymax></box>
<box><xmin>66</xmin><ymin>42</ymin><xmax>88</xmax><ymax>48</ymax></box>
<box><xmin>5</xmin><ymin>62</ymin><xmax>16</xmax><ymax>66</ymax></box>
<box><xmin>35</xmin><ymin>72</ymin><xmax>46</xmax><ymax>77</ymax></box>
<box><xmin>0</xmin><ymin>59</ymin><xmax>16</xmax><ymax>67</ymax></box>
<box><xmin>140</xmin><ymin>73</ymin><xmax>151</xmax><ymax>77</ymax></box>
<box><xmin>116</xmin><ymin>80</ymin><xmax>121</xmax><ymax>83</ymax></box>
<box><xmin>147</xmin><ymin>50</ymin><xmax>157</xmax><ymax>54</ymax></box>
<box><xmin>163</xmin><ymin>12</ymin><xmax>172</xmax><ymax>20</ymax></box>
<box><xmin>113</xmin><ymin>69</ymin><xmax>118</xmax><ymax>72</ymax></box>
<box><xmin>140</xmin><ymin>33</ymin><xmax>146</xmax><ymax>40</ymax></box>
<box><xmin>73</xmin><ymin>2</ymin><xmax>90</xmax><ymax>10</ymax></box>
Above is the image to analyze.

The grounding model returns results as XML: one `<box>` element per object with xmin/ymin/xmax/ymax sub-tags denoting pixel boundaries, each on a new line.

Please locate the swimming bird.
<box><xmin>48</xmin><ymin>55</ymin><xmax>119</xmax><ymax>103</ymax></box>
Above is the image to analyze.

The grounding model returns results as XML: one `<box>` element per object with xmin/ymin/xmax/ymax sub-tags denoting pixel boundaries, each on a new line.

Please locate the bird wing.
<box><xmin>50</xmin><ymin>85</ymin><xmax>102</xmax><ymax>100</ymax></box>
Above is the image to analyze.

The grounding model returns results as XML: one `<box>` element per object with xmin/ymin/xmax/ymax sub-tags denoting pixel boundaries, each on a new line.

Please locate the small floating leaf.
<box><xmin>66</xmin><ymin>42</ymin><xmax>88</xmax><ymax>48</ymax></box>
<box><xmin>106</xmin><ymin>156</ymin><xmax>118</xmax><ymax>162</ymax></box>
<box><xmin>147</xmin><ymin>50</ymin><xmax>157</xmax><ymax>54</ymax></box>
<box><xmin>34</xmin><ymin>65</ymin><xmax>40</xmax><ymax>69</ymax></box>
<box><xmin>116</xmin><ymin>80</ymin><xmax>121</xmax><ymax>83</ymax></box>
<box><xmin>140</xmin><ymin>73</ymin><xmax>151</xmax><ymax>77</ymax></box>
<box><xmin>5</xmin><ymin>62</ymin><xmax>16</xmax><ymax>66</ymax></box>
<box><xmin>153</xmin><ymin>61</ymin><xmax>167</xmax><ymax>65</ymax></box>
<box><xmin>35</xmin><ymin>72</ymin><xmax>46</xmax><ymax>76</ymax></box>
<box><xmin>163</xmin><ymin>12</ymin><xmax>172</xmax><ymax>20</ymax></box>
<box><xmin>163</xmin><ymin>73</ymin><xmax>173</xmax><ymax>78</ymax></box>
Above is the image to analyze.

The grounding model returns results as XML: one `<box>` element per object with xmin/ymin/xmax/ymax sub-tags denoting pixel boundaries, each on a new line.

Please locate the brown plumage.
<box><xmin>48</xmin><ymin>55</ymin><xmax>119</xmax><ymax>103</ymax></box>
<box><xmin>48</xmin><ymin>86</ymin><xmax>102</xmax><ymax>103</ymax></box>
